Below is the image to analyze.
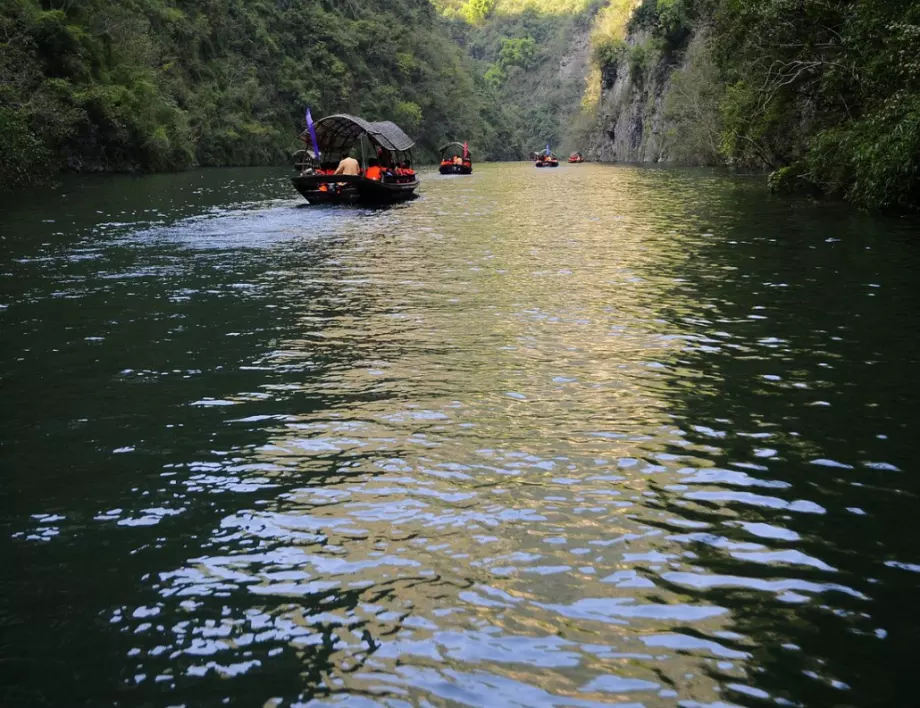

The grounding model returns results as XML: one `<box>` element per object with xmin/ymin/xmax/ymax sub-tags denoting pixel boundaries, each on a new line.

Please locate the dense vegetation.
<box><xmin>0</xmin><ymin>0</ymin><xmax>515</xmax><ymax>188</ymax></box>
<box><xmin>432</xmin><ymin>1</ymin><xmax>602</xmax><ymax>157</ymax></box>
<box><xmin>583</xmin><ymin>0</ymin><xmax>920</xmax><ymax>210</ymax></box>
<box><xmin>3</xmin><ymin>0</ymin><xmax>918</xmax><ymax>209</ymax></box>
<box><xmin>710</xmin><ymin>0</ymin><xmax>920</xmax><ymax>210</ymax></box>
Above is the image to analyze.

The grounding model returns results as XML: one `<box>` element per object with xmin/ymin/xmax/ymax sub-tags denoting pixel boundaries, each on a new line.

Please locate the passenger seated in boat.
<box><xmin>318</xmin><ymin>162</ymin><xmax>336</xmax><ymax>189</ymax></box>
<box><xmin>394</xmin><ymin>161</ymin><xmax>415</xmax><ymax>181</ymax></box>
<box><xmin>334</xmin><ymin>153</ymin><xmax>361</xmax><ymax>176</ymax></box>
<box><xmin>377</xmin><ymin>147</ymin><xmax>394</xmax><ymax>169</ymax></box>
<box><xmin>308</xmin><ymin>161</ymin><xmax>333</xmax><ymax>191</ymax></box>
<box><xmin>365</xmin><ymin>158</ymin><xmax>384</xmax><ymax>181</ymax></box>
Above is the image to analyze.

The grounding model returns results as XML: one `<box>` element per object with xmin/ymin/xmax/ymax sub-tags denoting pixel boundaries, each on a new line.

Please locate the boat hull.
<box><xmin>292</xmin><ymin>174</ymin><xmax>419</xmax><ymax>205</ymax></box>
<box><xmin>535</xmin><ymin>161</ymin><xmax>559</xmax><ymax>168</ymax></box>
<box><xmin>439</xmin><ymin>164</ymin><xmax>473</xmax><ymax>175</ymax></box>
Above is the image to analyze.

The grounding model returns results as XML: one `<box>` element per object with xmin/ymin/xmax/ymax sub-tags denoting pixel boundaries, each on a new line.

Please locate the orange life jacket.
<box><xmin>365</xmin><ymin>165</ymin><xmax>383</xmax><ymax>180</ymax></box>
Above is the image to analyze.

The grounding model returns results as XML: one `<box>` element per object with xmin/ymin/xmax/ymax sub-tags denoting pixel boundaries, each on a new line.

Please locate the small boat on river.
<box><xmin>534</xmin><ymin>143</ymin><xmax>560</xmax><ymax>168</ymax></box>
<box><xmin>439</xmin><ymin>142</ymin><xmax>473</xmax><ymax>175</ymax></box>
<box><xmin>568</xmin><ymin>152</ymin><xmax>584</xmax><ymax>164</ymax></box>
<box><xmin>292</xmin><ymin>113</ymin><xmax>419</xmax><ymax>205</ymax></box>
<box><xmin>535</xmin><ymin>153</ymin><xmax>559</xmax><ymax>168</ymax></box>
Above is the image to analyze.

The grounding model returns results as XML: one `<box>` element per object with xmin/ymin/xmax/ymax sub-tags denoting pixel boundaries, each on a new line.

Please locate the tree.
<box><xmin>464</xmin><ymin>0</ymin><xmax>496</xmax><ymax>26</ymax></box>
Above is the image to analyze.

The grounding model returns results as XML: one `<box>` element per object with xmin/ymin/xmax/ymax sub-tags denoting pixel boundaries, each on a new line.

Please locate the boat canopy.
<box><xmin>303</xmin><ymin>114</ymin><xmax>416</xmax><ymax>155</ymax></box>
<box><xmin>439</xmin><ymin>142</ymin><xmax>471</xmax><ymax>158</ymax></box>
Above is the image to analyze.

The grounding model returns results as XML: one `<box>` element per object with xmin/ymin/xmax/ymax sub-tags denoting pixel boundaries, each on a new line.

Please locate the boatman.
<box><xmin>334</xmin><ymin>153</ymin><xmax>361</xmax><ymax>176</ymax></box>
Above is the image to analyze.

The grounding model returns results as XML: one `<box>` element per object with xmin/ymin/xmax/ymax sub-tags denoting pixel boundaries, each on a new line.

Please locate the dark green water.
<box><xmin>2</xmin><ymin>163</ymin><xmax>919</xmax><ymax>707</ymax></box>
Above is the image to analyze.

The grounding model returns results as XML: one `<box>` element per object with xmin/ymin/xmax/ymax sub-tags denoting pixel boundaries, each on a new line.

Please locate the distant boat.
<box><xmin>292</xmin><ymin>114</ymin><xmax>419</xmax><ymax>205</ymax></box>
<box><xmin>568</xmin><ymin>152</ymin><xmax>584</xmax><ymax>163</ymax></box>
<box><xmin>439</xmin><ymin>142</ymin><xmax>473</xmax><ymax>175</ymax></box>
<box><xmin>535</xmin><ymin>152</ymin><xmax>559</xmax><ymax>168</ymax></box>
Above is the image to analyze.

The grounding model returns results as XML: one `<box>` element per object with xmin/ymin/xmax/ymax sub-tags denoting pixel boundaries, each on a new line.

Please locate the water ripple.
<box><xmin>3</xmin><ymin>164</ymin><xmax>920</xmax><ymax>706</ymax></box>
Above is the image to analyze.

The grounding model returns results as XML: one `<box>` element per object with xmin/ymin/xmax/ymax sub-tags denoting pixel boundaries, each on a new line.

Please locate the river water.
<box><xmin>2</xmin><ymin>163</ymin><xmax>919</xmax><ymax>707</ymax></box>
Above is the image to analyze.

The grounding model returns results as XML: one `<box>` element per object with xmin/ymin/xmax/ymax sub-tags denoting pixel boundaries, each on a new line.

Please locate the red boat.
<box><xmin>568</xmin><ymin>152</ymin><xmax>584</xmax><ymax>163</ymax></box>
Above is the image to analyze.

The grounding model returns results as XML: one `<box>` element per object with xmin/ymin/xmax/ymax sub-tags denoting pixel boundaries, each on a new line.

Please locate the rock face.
<box><xmin>584</xmin><ymin>30</ymin><xmax>682</xmax><ymax>163</ymax></box>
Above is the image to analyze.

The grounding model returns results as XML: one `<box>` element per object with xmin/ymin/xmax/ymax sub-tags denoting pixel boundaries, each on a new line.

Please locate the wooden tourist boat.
<box><xmin>438</xmin><ymin>142</ymin><xmax>473</xmax><ymax>175</ymax></box>
<box><xmin>568</xmin><ymin>152</ymin><xmax>584</xmax><ymax>163</ymax></box>
<box><xmin>292</xmin><ymin>113</ymin><xmax>419</xmax><ymax>205</ymax></box>
<box><xmin>535</xmin><ymin>154</ymin><xmax>560</xmax><ymax>168</ymax></box>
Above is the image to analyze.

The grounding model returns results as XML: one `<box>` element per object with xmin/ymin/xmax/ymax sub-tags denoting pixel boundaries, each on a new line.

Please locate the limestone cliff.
<box><xmin>583</xmin><ymin>29</ymin><xmax>676</xmax><ymax>163</ymax></box>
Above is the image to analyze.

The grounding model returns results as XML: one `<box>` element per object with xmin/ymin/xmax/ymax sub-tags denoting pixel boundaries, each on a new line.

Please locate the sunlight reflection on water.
<box><xmin>3</xmin><ymin>164</ymin><xmax>920</xmax><ymax>707</ymax></box>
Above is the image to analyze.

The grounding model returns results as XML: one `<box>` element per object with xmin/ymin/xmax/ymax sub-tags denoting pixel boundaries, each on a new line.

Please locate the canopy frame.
<box><xmin>299</xmin><ymin>113</ymin><xmax>416</xmax><ymax>173</ymax></box>
<box><xmin>438</xmin><ymin>142</ymin><xmax>471</xmax><ymax>159</ymax></box>
<box><xmin>300</xmin><ymin>114</ymin><xmax>415</xmax><ymax>154</ymax></box>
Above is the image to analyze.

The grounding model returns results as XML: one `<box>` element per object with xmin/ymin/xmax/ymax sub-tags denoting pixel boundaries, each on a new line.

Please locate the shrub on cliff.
<box><xmin>709</xmin><ymin>0</ymin><xmax>920</xmax><ymax>209</ymax></box>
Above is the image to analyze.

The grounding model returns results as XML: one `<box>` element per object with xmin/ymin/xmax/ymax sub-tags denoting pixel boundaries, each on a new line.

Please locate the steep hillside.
<box><xmin>433</xmin><ymin>0</ymin><xmax>601</xmax><ymax>157</ymax></box>
<box><xmin>5</xmin><ymin>0</ymin><xmax>917</xmax><ymax>208</ymax></box>
<box><xmin>576</xmin><ymin>0</ymin><xmax>920</xmax><ymax>210</ymax></box>
<box><xmin>0</xmin><ymin>0</ymin><xmax>512</xmax><ymax>187</ymax></box>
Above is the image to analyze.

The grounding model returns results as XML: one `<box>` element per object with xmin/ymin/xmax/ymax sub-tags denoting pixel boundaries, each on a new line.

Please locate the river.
<box><xmin>2</xmin><ymin>163</ymin><xmax>919</xmax><ymax>707</ymax></box>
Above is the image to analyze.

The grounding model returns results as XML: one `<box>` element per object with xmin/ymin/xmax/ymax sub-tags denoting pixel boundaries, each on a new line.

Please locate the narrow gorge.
<box><xmin>2</xmin><ymin>0</ymin><xmax>918</xmax><ymax>208</ymax></box>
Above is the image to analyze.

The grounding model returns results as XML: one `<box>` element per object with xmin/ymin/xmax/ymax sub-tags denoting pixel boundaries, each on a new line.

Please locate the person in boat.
<box><xmin>315</xmin><ymin>161</ymin><xmax>336</xmax><ymax>191</ymax></box>
<box><xmin>376</xmin><ymin>147</ymin><xmax>395</xmax><ymax>169</ymax></box>
<box><xmin>364</xmin><ymin>157</ymin><xmax>384</xmax><ymax>181</ymax></box>
<box><xmin>334</xmin><ymin>153</ymin><xmax>361</xmax><ymax>176</ymax></box>
<box><xmin>395</xmin><ymin>160</ymin><xmax>415</xmax><ymax>180</ymax></box>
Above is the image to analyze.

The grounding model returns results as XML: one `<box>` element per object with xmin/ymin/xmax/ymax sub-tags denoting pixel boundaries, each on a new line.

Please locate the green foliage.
<box><xmin>484</xmin><ymin>63</ymin><xmax>505</xmax><ymax>86</ymax></box>
<box><xmin>464</xmin><ymin>0</ymin><xmax>496</xmax><ymax>25</ymax></box>
<box><xmin>0</xmin><ymin>106</ymin><xmax>51</xmax><ymax>188</ymax></box>
<box><xmin>706</xmin><ymin>0</ymin><xmax>920</xmax><ymax>209</ymax></box>
<box><xmin>767</xmin><ymin>165</ymin><xmax>814</xmax><ymax>196</ymax></box>
<box><xmin>443</xmin><ymin>1</ymin><xmax>602</xmax><ymax>155</ymax></box>
<box><xmin>627</xmin><ymin>42</ymin><xmax>649</xmax><ymax>77</ymax></box>
<box><xmin>655</xmin><ymin>0</ymin><xmax>692</xmax><ymax>45</ymax></box>
<box><xmin>661</xmin><ymin>32</ymin><xmax>721</xmax><ymax>164</ymax></box>
<box><xmin>804</xmin><ymin>94</ymin><xmax>920</xmax><ymax>210</ymax></box>
<box><xmin>499</xmin><ymin>36</ymin><xmax>537</xmax><ymax>69</ymax></box>
<box><xmin>0</xmin><ymin>0</ymin><xmax>509</xmax><ymax>186</ymax></box>
<box><xmin>394</xmin><ymin>100</ymin><xmax>424</xmax><ymax>133</ymax></box>
<box><xmin>628</xmin><ymin>0</ymin><xmax>694</xmax><ymax>49</ymax></box>
<box><xmin>592</xmin><ymin>37</ymin><xmax>626</xmax><ymax>72</ymax></box>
